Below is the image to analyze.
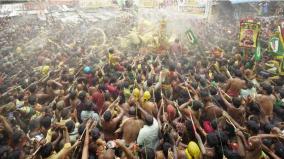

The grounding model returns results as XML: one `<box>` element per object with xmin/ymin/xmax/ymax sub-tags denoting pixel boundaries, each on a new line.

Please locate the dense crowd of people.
<box><xmin>1</xmin><ymin>5</ymin><xmax>284</xmax><ymax>159</ymax></box>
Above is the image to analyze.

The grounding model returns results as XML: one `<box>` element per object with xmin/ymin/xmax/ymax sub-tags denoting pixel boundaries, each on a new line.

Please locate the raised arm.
<box><xmin>261</xmin><ymin>144</ymin><xmax>281</xmax><ymax>159</ymax></box>
<box><xmin>137</xmin><ymin>102</ymin><xmax>152</xmax><ymax>118</ymax></box>
<box><xmin>157</xmin><ymin>98</ymin><xmax>164</xmax><ymax>127</ymax></box>
<box><xmin>0</xmin><ymin>115</ymin><xmax>13</xmax><ymax>138</ymax></box>
<box><xmin>235</xmin><ymin>130</ymin><xmax>246</xmax><ymax>157</ymax></box>
<box><xmin>113</xmin><ymin>105</ymin><xmax>125</xmax><ymax>123</ymax></box>
<box><xmin>218</xmin><ymin>88</ymin><xmax>234</xmax><ymax>109</ymax></box>
<box><xmin>81</xmin><ymin>121</ymin><xmax>91</xmax><ymax>159</ymax></box>
<box><xmin>195</xmin><ymin>132</ymin><xmax>206</xmax><ymax>155</ymax></box>
<box><xmin>115</xmin><ymin>140</ymin><xmax>137</xmax><ymax>159</ymax></box>
<box><xmin>179</xmin><ymin>100</ymin><xmax>192</xmax><ymax>110</ymax></box>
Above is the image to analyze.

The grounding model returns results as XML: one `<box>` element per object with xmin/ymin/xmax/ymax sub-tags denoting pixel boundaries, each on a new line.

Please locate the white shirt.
<box><xmin>81</xmin><ymin>111</ymin><xmax>100</xmax><ymax>122</ymax></box>
<box><xmin>137</xmin><ymin>118</ymin><xmax>159</xmax><ymax>149</ymax></box>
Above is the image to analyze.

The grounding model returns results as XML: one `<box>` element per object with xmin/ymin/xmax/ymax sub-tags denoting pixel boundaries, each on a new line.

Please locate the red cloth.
<box><xmin>92</xmin><ymin>91</ymin><xmax>105</xmax><ymax>114</ymax></box>
<box><xmin>203</xmin><ymin>121</ymin><xmax>214</xmax><ymax>133</ymax></box>
<box><xmin>115</xmin><ymin>64</ymin><xmax>125</xmax><ymax>72</ymax></box>
<box><xmin>167</xmin><ymin>104</ymin><xmax>176</xmax><ymax>121</ymax></box>
<box><xmin>86</xmin><ymin>74</ymin><xmax>94</xmax><ymax>86</ymax></box>
<box><xmin>106</xmin><ymin>84</ymin><xmax>117</xmax><ymax>95</ymax></box>
<box><xmin>226</xmin><ymin>89</ymin><xmax>239</xmax><ymax>97</ymax></box>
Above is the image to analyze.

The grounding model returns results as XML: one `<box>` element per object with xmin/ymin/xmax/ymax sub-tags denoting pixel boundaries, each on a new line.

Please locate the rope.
<box><xmin>213</xmin><ymin>110</ymin><xmax>225</xmax><ymax>158</ymax></box>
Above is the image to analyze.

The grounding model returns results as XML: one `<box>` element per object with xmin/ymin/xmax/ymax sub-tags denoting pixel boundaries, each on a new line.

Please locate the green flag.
<box><xmin>270</xmin><ymin>36</ymin><xmax>280</xmax><ymax>53</ymax></box>
<box><xmin>186</xmin><ymin>29</ymin><xmax>197</xmax><ymax>44</ymax></box>
<box><xmin>269</xmin><ymin>33</ymin><xmax>284</xmax><ymax>58</ymax></box>
<box><xmin>254</xmin><ymin>42</ymin><xmax>261</xmax><ymax>61</ymax></box>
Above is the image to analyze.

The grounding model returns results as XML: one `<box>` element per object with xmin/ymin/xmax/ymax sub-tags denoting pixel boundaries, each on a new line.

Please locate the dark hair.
<box><xmin>103</xmin><ymin>111</ymin><xmax>112</xmax><ymax>122</ymax></box>
<box><xmin>98</xmin><ymin>84</ymin><xmax>106</xmax><ymax>91</ymax></box>
<box><xmin>224</xmin><ymin>149</ymin><xmax>241</xmax><ymax>159</ymax></box>
<box><xmin>147</xmin><ymin>79</ymin><xmax>154</xmax><ymax>87</ymax></box>
<box><xmin>92</xmin><ymin>77</ymin><xmax>98</xmax><ymax>86</ymax></box>
<box><xmin>246</xmin><ymin>120</ymin><xmax>260</xmax><ymax>134</ymax></box>
<box><xmin>200</xmin><ymin>78</ymin><xmax>207</xmax><ymax>87</ymax></box>
<box><xmin>194</xmin><ymin>75</ymin><xmax>201</xmax><ymax>81</ymax></box>
<box><xmin>29</xmin><ymin>119</ymin><xmax>39</xmax><ymax>131</ymax></box>
<box><xmin>39</xmin><ymin>143</ymin><xmax>53</xmax><ymax>158</ymax></box>
<box><xmin>0</xmin><ymin>130</ymin><xmax>9</xmax><ymax>145</ymax></box>
<box><xmin>180</xmin><ymin>89</ymin><xmax>189</xmax><ymax>99</ymax></box>
<box><xmin>90</xmin><ymin>128</ymin><xmax>100</xmax><ymax>142</ymax></box>
<box><xmin>78</xmin><ymin>124</ymin><xmax>86</xmax><ymax>136</ymax></box>
<box><xmin>248</xmin><ymin>102</ymin><xmax>260</xmax><ymax>115</ymax></box>
<box><xmin>274</xmin><ymin>142</ymin><xmax>284</xmax><ymax>158</ymax></box>
<box><xmin>218</xmin><ymin>73</ymin><xmax>227</xmax><ymax>83</ymax></box>
<box><xmin>207</xmin><ymin>132</ymin><xmax>219</xmax><ymax>147</ymax></box>
<box><xmin>200</xmin><ymin>89</ymin><xmax>209</xmax><ymax>98</ymax></box>
<box><xmin>144</xmin><ymin>116</ymin><xmax>153</xmax><ymax>126</ymax></box>
<box><xmin>211</xmin><ymin>119</ymin><xmax>218</xmax><ymax>130</ymax></box>
<box><xmin>210</xmin><ymin>87</ymin><xmax>218</xmax><ymax>96</ymax></box>
<box><xmin>280</xmin><ymin>88</ymin><xmax>284</xmax><ymax>98</ymax></box>
<box><xmin>262</xmin><ymin>83</ymin><xmax>273</xmax><ymax>95</ymax></box>
<box><xmin>162</xmin><ymin>142</ymin><xmax>172</xmax><ymax>158</ymax></box>
<box><xmin>177</xmin><ymin>97</ymin><xmax>187</xmax><ymax>105</ymax></box>
<box><xmin>17</xmin><ymin>93</ymin><xmax>24</xmax><ymax>101</ymax></box>
<box><xmin>169</xmin><ymin>64</ymin><xmax>176</xmax><ymax>72</ymax></box>
<box><xmin>78</xmin><ymin>91</ymin><xmax>86</xmax><ymax>101</ymax></box>
<box><xmin>262</xmin><ymin>139</ymin><xmax>274</xmax><ymax>148</ymax></box>
<box><xmin>28</xmin><ymin>96</ymin><xmax>37</xmax><ymax>105</ymax></box>
<box><xmin>224</xmin><ymin>123</ymin><xmax>235</xmax><ymax>138</ymax></box>
<box><xmin>110</xmin><ymin>77</ymin><xmax>117</xmax><ymax>84</ymax></box>
<box><xmin>192</xmin><ymin>100</ymin><xmax>203</xmax><ymax>111</ymax></box>
<box><xmin>65</xmin><ymin>120</ymin><xmax>75</xmax><ymax>133</ymax></box>
<box><xmin>246</xmin><ymin>81</ymin><xmax>254</xmax><ymax>89</ymax></box>
<box><xmin>232</xmin><ymin>97</ymin><xmax>241</xmax><ymax>108</ymax></box>
<box><xmin>40</xmin><ymin>116</ymin><xmax>51</xmax><ymax>130</ymax></box>
<box><xmin>234</xmin><ymin>69</ymin><xmax>242</xmax><ymax>78</ymax></box>
<box><xmin>191</xmin><ymin>82</ymin><xmax>198</xmax><ymax>89</ymax></box>
<box><xmin>85</xmin><ymin>100</ymin><xmax>93</xmax><ymax>111</ymax></box>
<box><xmin>61</xmin><ymin>109</ymin><xmax>70</xmax><ymax>119</ymax></box>
<box><xmin>185</xmin><ymin>120</ymin><xmax>194</xmax><ymax>133</ymax></box>
<box><xmin>29</xmin><ymin>84</ymin><xmax>37</xmax><ymax>93</ymax></box>
<box><xmin>69</xmin><ymin>91</ymin><xmax>77</xmax><ymax>100</ymax></box>
<box><xmin>136</xmin><ymin>76</ymin><xmax>142</xmax><ymax>84</ymax></box>
<box><xmin>108</xmin><ymin>48</ymin><xmax>114</xmax><ymax>54</ymax></box>
<box><xmin>12</xmin><ymin>131</ymin><xmax>23</xmax><ymax>146</ymax></box>
<box><xmin>263</xmin><ymin>123</ymin><xmax>274</xmax><ymax>133</ymax></box>
<box><xmin>219</xmin><ymin>131</ymin><xmax>229</xmax><ymax>144</ymax></box>
<box><xmin>8</xmin><ymin>149</ymin><xmax>22</xmax><ymax>159</ymax></box>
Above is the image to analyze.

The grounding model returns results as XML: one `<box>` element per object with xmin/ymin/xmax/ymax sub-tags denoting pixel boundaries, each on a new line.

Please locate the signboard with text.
<box><xmin>239</xmin><ymin>20</ymin><xmax>260</xmax><ymax>48</ymax></box>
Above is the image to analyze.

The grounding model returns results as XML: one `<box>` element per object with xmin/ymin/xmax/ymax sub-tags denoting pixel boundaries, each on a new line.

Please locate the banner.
<box><xmin>186</xmin><ymin>29</ymin><xmax>197</xmax><ymax>44</ymax></box>
<box><xmin>270</xmin><ymin>36</ymin><xmax>280</xmax><ymax>53</ymax></box>
<box><xmin>280</xmin><ymin>20</ymin><xmax>284</xmax><ymax>43</ymax></box>
<box><xmin>239</xmin><ymin>20</ymin><xmax>260</xmax><ymax>48</ymax></box>
<box><xmin>139</xmin><ymin>0</ymin><xmax>155</xmax><ymax>8</ymax></box>
<box><xmin>254</xmin><ymin>41</ymin><xmax>261</xmax><ymax>61</ymax></box>
<box><xmin>269</xmin><ymin>29</ymin><xmax>284</xmax><ymax>58</ymax></box>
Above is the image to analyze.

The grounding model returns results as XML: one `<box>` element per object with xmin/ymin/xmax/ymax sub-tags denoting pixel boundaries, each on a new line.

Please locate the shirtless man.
<box><xmin>118</xmin><ymin>107</ymin><xmax>144</xmax><ymax>145</ymax></box>
<box><xmin>219</xmin><ymin>88</ymin><xmax>246</xmax><ymax>126</ymax></box>
<box><xmin>101</xmin><ymin>104</ymin><xmax>124</xmax><ymax>141</ymax></box>
<box><xmin>236</xmin><ymin>131</ymin><xmax>282</xmax><ymax>159</ymax></box>
<box><xmin>200</xmin><ymin>89</ymin><xmax>223</xmax><ymax>121</ymax></box>
<box><xmin>141</xmin><ymin>100</ymin><xmax>158</xmax><ymax>117</ymax></box>
<box><xmin>64</xmin><ymin>91</ymin><xmax>79</xmax><ymax>110</ymax></box>
<box><xmin>255</xmin><ymin>83</ymin><xmax>276</xmax><ymax>124</ymax></box>
<box><xmin>159</xmin><ymin>64</ymin><xmax>179</xmax><ymax>99</ymax></box>
<box><xmin>225</xmin><ymin>69</ymin><xmax>246</xmax><ymax>97</ymax></box>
